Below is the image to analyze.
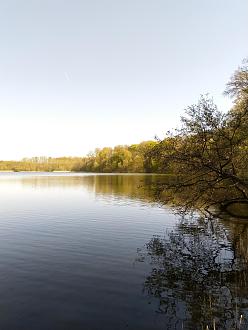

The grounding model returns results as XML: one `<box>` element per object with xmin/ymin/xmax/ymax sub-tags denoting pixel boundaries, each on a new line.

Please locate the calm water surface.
<box><xmin>0</xmin><ymin>173</ymin><xmax>247</xmax><ymax>329</ymax></box>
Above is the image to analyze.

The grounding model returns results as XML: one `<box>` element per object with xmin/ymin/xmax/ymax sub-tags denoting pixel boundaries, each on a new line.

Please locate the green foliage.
<box><xmin>80</xmin><ymin>141</ymin><xmax>159</xmax><ymax>173</ymax></box>
<box><xmin>150</xmin><ymin>58</ymin><xmax>248</xmax><ymax>211</ymax></box>
<box><xmin>0</xmin><ymin>141</ymin><xmax>159</xmax><ymax>173</ymax></box>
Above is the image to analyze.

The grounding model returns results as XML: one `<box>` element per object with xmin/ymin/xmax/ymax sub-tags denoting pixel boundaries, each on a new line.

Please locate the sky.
<box><xmin>0</xmin><ymin>0</ymin><xmax>247</xmax><ymax>160</ymax></box>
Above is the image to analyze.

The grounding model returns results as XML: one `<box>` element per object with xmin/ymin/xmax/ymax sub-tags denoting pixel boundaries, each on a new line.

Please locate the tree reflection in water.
<box><xmin>138</xmin><ymin>216</ymin><xmax>248</xmax><ymax>329</ymax></box>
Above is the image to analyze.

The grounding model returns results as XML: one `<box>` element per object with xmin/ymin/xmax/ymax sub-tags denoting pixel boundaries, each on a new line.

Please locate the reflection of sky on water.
<box><xmin>0</xmin><ymin>173</ymin><xmax>248</xmax><ymax>329</ymax></box>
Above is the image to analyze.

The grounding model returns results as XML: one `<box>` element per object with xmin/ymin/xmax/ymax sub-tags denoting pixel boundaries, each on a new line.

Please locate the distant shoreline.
<box><xmin>0</xmin><ymin>170</ymin><xmax>72</xmax><ymax>173</ymax></box>
<box><xmin>0</xmin><ymin>171</ymin><xmax>168</xmax><ymax>175</ymax></box>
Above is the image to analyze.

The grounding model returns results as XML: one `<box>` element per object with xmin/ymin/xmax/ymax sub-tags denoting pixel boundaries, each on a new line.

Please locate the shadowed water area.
<box><xmin>0</xmin><ymin>173</ymin><xmax>248</xmax><ymax>329</ymax></box>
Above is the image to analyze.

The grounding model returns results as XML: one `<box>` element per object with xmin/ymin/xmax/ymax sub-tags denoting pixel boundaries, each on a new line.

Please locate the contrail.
<box><xmin>64</xmin><ymin>71</ymin><xmax>70</xmax><ymax>82</ymax></box>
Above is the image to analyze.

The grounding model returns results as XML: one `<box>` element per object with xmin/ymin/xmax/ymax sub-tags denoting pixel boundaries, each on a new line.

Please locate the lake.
<box><xmin>0</xmin><ymin>173</ymin><xmax>247</xmax><ymax>329</ymax></box>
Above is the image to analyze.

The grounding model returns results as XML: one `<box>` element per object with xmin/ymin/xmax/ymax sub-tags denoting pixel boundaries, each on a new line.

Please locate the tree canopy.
<box><xmin>0</xmin><ymin>141</ymin><xmax>159</xmax><ymax>173</ymax></box>
<box><xmin>150</xmin><ymin>58</ymin><xmax>248</xmax><ymax>214</ymax></box>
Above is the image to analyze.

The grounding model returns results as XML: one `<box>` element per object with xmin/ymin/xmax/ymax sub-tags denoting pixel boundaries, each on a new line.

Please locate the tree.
<box><xmin>152</xmin><ymin>60</ymin><xmax>248</xmax><ymax>215</ymax></box>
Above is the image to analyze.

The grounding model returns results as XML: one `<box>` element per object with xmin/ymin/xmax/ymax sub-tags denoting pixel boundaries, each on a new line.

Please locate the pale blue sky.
<box><xmin>0</xmin><ymin>0</ymin><xmax>247</xmax><ymax>160</ymax></box>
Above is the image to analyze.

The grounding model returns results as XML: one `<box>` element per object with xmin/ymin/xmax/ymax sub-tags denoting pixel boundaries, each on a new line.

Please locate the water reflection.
<box><xmin>1</xmin><ymin>173</ymin><xmax>248</xmax><ymax>329</ymax></box>
<box><xmin>3</xmin><ymin>173</ymin><xmax>166</xmax><ymax>203</ymax></box>
<box><xmin>0</xmin><ymin>173</ymin><xmax>175</xmax><ymax>330</ymax></box>
<box><xmin>138</xmin><ymin>215</ymin><xmax>248</xmax><ymax>329</ymax></box>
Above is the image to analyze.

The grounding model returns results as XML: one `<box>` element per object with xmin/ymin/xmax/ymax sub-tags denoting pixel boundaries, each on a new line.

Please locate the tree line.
<box><xmin>0</xmin><ymin>141</ymin><xmax>163</xmax><ymax>173</ymax></box>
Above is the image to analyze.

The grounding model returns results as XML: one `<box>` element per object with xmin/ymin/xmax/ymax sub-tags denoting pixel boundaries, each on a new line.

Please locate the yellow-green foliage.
<box><xmin>0</xmin><ymin>141</ymin><xmax>160</xmax><ymax>173</ymax></box>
